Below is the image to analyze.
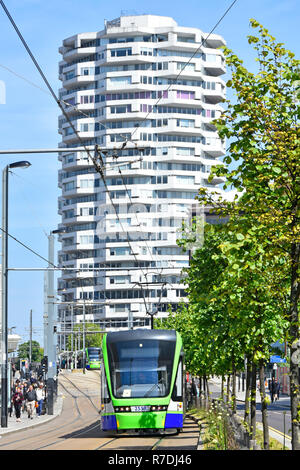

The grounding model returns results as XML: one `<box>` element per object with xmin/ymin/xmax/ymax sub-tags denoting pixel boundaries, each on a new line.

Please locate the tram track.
<box><xmin>0</xmin><ymin>372</ymin><xmax>200</xmax><ymax>450</ymax></box>
<box><xmin>33</xmin><ymin>372</ymin><xmax>102</xmax><ymax>450</ymax></box>
<box><xmin>60</xmin><ymin>372</ymin><xmax>101</xmax><ymax>414</ymax></box>
<box><xmin>94</xmin><ymin>417</ymin><xmax>198</xmax><ymax>451</ymax></box>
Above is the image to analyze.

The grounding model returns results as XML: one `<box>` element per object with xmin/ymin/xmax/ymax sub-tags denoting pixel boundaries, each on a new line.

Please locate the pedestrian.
<box><xmin>20</xmin><ymin>381</ymin><xmax>28</xmax><ymax>414</ymax></box>
<box><xmin>25</xmin><ymin>384</ymin><xmax>37</xmax><ymax>419</ymax></box>
<box><xmin>12</xmin><ymin>387</ymin><xmax>24</xmax><ymax>422</ymax></box>
<box><xmin>12</xmin><ymin>378</ymin><xmax>20</xmax><ymax>394</ymax></box>
<box><xmin>270</xmin><ymin>378</ymin><xmax>279</xmax><ymax>403</ymax></box>
<box><xmin>274</xmin><ymin>379</ymin><xmax>280</xmax><ymax>401</ymax></box>
<box><xmin>191</xmin><ymin>378</ymin><xmax>197</xmax><ymax>397</ymax></box>
<box><xmin>36</xmin><ymin>383</ymin><xmax>45</xmax><ymax>417</ymax></box>
<box><xmin>30</xmin><ymin>373</ymin><xmax>37</xmax><ymax>386</ymax></box>
<box><xmin>270</xmin><ymin>379</ymin><xmax>275</xmax><ymax>402</ymax></box>
<box><xmin>186</xmin><ymin>381</ymin><xmax>192</xmax><ymax>409</ymax></box>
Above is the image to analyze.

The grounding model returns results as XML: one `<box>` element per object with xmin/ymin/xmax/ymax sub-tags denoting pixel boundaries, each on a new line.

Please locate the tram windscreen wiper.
<box><xmin>143</xmin><ymin>378</ymin><xmax>164</xmax><ymax>398</ymax></box>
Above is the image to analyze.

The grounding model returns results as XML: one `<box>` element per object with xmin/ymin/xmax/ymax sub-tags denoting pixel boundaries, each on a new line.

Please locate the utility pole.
<box><xmin>29</xmin><ymin>309</ymin><xmax>32</xmax><ymax>365</ymax></box>
<box><xmin>46</xmin><ymin>232</ymin><xmax>55</xmax><ymax>414</ymax></box>
<box><xmin>71</xmin><ymin>305</ymin><xmax>74</xmax><ymax>369</ymax></box>
<box><xmin>1</xmin><ymin>161</ymin><xmax>31</xmax><ymax>427</ymax></box>
<box><xmin>1</xmin><ymin>165</ymin><xmax>9</xmax><ymax>427</ymax></box>
<box><xmin>43</xmin><ymin>271</ymin><xmax>48</xmax><ymax>361</ymax></box>
<box><xmin>82</xmin><ymin>303</ymin><xmax>86</xmax><ymax>374</ymax></box>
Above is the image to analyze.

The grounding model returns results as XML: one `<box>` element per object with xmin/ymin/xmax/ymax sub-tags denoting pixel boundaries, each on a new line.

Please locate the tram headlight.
<box><xmin>114</xmin><ymin>406</ymin><xmax>131</xmax><ymax>413</ymax></box>
<box><xmin>150</xmin><ymin>405</ymin><xmax>168</xmax><ymax>411</ymax></box>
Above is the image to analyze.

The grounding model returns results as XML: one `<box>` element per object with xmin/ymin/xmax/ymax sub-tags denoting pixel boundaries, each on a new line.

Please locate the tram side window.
<box><xmin>172</xmin><ymin>358</ymin><xmax>183</xmax><ymax>401</ymax></box>
<box><xmin>101</xmin><ymin>368</ymin><xmax>111</xmax><ymax>404</ymax></box>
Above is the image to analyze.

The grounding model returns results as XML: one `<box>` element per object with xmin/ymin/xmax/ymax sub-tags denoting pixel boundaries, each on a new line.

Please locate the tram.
<box><xmin>85</xmin><ymin>347</ymin><xmax>101</xmax><ymax>370</ymax></box>
<box><xmin>100</xmin><ymin>329</ymin><xmax>185</xmax><ymax>434</ymax></box>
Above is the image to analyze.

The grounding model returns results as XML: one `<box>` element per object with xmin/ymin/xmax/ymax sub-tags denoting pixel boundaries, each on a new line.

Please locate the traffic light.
<box><xmin>41</xmin><ymin>355</ymin><xmax>48</xmax><ymax>373</ymax></box>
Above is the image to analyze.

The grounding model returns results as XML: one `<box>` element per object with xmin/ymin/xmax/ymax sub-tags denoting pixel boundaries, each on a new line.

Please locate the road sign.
<box><xmin>270</xmin><ymin>355</ymin><xmax>286</xmax><ymax>364</ymax></box>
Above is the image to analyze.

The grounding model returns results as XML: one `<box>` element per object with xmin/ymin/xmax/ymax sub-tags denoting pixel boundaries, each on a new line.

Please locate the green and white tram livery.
<box><xmin>100</xmin><ymin>329</ymin><xmax>185</xmax><ymax>434</ymax></box>
<box><xmin>85</xmin><ymin>347</ymin><xmax>101</xmax><ymax>370</ymax></box>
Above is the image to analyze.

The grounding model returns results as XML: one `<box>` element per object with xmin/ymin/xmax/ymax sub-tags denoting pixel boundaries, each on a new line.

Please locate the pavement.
<box><xmin>0</xmin><ymin>394</ymin><xmax>63</xmax><ymax>437</ymax></box>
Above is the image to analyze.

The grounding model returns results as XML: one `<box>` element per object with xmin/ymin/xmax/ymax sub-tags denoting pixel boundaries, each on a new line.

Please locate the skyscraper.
<box><xmin>57</xmin><ymin>14</ymin><xmax>226</xmax><ymax>331</ymax></box>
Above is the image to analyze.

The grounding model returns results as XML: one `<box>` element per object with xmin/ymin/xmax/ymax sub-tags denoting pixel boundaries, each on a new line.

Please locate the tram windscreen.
<box><xmin>107</xmin><ymin>339</ymin><xmax>176</xmax><ymax>398</ymax></box>
<box><xmin>87</xmin><ymin>348</ymin><xmax>101</xmax><ymax>360</ymax></box>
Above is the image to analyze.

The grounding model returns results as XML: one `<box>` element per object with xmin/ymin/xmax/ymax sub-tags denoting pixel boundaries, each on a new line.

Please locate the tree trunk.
<box><xmin>206</xmin><ymin>376</ymin><xmax>210</xmax><ymax>403</ymax></box>
<box><xmin>232</xmin><ymin>359</ymin><xmax>237</xmax><ymax>414</ymax></box>
<box><xmin>226</xmin><ymin>374</ymin><xmax>230</xmax><ymax>404</ymax></box>
<box><xmin>244</xmin><ymin>359</ymin><xmax>251</xmax><ymax>425</ymax></box>
<box><xmin>203</xmin><ymin>374</ymin><xmax>207</xmax><ymax>408</ymax></box>
<box><xmin>250</xmin><ymin>362</ymin><xmax>257</xmax><ymax>440</ymax></box>
<box><xmin>289</xmin><ymin>240</ymin><xmax>300</xmax><ymax>450</ymax></box>
<box><xmin>203</xmin><ymin>374</ymin><xmax>206</xmax><ymax>398</ymax></box>
<box><xmin>259</xmin><ymin>359</ymin><xmax>269</xmax><ymax>450</ymax></box>
<box><xmin>221</xmin><ymin>375</ymin><xmax>225</xmax><ymax>401</ymax></box>
<box><xmin>199</xmin><ymin>376</ymin><xmax>202</xmax><ymax>403</ymax></box>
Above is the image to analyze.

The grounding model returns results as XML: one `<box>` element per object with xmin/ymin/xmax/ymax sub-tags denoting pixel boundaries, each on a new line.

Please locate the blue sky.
<box><xmin>0</xmin><ymin>0</ymin><xmax>299</xmax><ymax>347</ymax></box>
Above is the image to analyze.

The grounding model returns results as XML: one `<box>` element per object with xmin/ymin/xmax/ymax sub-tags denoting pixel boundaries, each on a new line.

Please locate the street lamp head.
<box><xmin>51</xmin><ymin>228</ymin><xmax>67</xmax><ymax>235</ymax></box>
<box><xmin>8</xmin><ymin>160</ymin><xmax>31</xmax><ymax>169</ymax></box>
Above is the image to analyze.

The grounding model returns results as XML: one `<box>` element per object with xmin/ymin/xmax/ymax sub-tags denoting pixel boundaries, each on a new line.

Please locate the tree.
<box><xmin>17</xmin><ymin>341</ymin><xmax>43</xmax><ymax>363</ymax></box>
<box><xmin>164</xmin><ymin>219</ymin><xmax>288</xmax><ymax>448</ymax></box>
<box><xmin>198</xmin><ymin>20</ymin><xmax>300</xmax><ymax>449</ymax></box>
<box><xmin>66</xmin><ymin>322</ymin><xmax>104</xmax><ymax>351</ymax></box>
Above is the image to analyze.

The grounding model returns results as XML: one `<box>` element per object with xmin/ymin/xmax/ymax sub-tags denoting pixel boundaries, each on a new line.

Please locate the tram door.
<box><xmin>100</xmin><ymin>358</ymin><xmax>114</xmax><ymax>426</ymax></box>
<box><xmin>100</xmin><ymin>358</ymin><xmax>107</xmax><ymax>414</ymax></box>
<box><xmin>182</xmin><ymin>354</ymin><xmax>186</xmax><ymax>417</ymax></box>
<box><xmin>171</xmin><ymin>350</ymin><xmax>185</xmax><ymax>416</ymax></box>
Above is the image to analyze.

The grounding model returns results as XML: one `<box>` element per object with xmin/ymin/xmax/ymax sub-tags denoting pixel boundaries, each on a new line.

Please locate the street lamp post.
<box><xmin>1</xmin><ymin>161</ymin><xmax>31</xmax><ymax>427</ymax></box>
<box><xmin>45</xmin><ymin>228</ymin><xmax>65</xmax><ymax>415</ymax></box>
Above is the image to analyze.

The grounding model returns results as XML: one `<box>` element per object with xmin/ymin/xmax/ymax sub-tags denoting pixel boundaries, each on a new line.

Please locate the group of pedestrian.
<box><xmin>10</xmin><ymin>374</ymin><xmax>46</xmax><ymax>423</ymax></box>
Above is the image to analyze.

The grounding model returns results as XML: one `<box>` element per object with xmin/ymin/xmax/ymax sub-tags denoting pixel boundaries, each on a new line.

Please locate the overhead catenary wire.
<box><xmin>112</xmin><ymin>157</ymin><xmax>171</xmax><ymax>277</ymax></box>
<box><xmin>0</xmin><ymin>0</ymin><xmax>238</xmax><ymax>316</ymax></box>
<box><xmin>0</xmin><ymin>0</ymin><xmax>152</xmax><ymax>312</ymax></box>
<box><xmin>0</xmin><ymin>226</ymin><xmax>56</xmax><ymax>267</ymax></box>
<box><xmin>119</xmin><ymin>0</ymin><xmax>239</xmax><ymax>147</ymax></box>
<box><xmin>0</xmin><ymin>0</ymin><xmax>238</xmax><ymax>152</ymax></box>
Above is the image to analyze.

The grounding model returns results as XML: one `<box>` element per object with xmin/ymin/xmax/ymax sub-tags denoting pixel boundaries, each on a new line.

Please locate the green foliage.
<box><xmin>17</xmin><ymin>341</ymin><xmax>43</xmax><ymax>363</ymax></box>
<box><xmin>160</xmin><ymin>21</ymin><xmax>298</xmax><ymax>386</ymax></box>
<box><xmin>66</xmin><ymin>323</ymin><xmax>104</xmax><ymax>350</ymax></box>
<box><xmin>163</xmin><ymin>221</ymin><xmax>289</xmax><ymax>378</ymax></box>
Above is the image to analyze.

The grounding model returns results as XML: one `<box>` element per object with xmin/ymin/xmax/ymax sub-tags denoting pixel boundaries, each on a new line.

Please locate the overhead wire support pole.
<box><xmin>46</xmin><ymin>232</ymin><xmax>55</xmax><ymax>414</ymax></box>
<box><xmin>1</xmin><ymin>165</ymin><xmax>8</xmax><ymax>427</ymax></box>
